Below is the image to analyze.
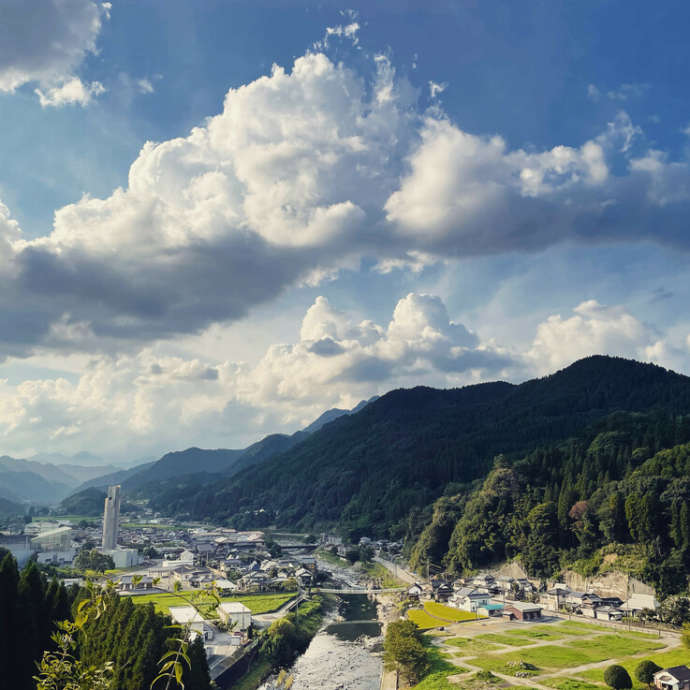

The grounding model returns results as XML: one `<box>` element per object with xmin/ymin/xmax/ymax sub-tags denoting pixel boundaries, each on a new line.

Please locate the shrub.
<box><xmin>634</xmin><ymin>659</ymin><xmax>661</xmax><ymax>688</ymax></box>
<box><xmin>604</xmin><ymin>664</ymin><xmax>632</xmax><ymax>689</ymax></box>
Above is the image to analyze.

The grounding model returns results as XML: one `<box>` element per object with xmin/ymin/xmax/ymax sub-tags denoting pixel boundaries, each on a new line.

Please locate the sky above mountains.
<box><xmin>2</xmin><ymin>0</ymin><xmax>690</xmax><ymax>461</ymax></box>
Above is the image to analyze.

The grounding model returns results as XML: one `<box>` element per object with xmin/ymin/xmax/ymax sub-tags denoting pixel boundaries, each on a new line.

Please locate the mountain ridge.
<box><xmin>141</xmin><ymin>356</ymin><xmax>690</xmax><ymax>535</ymax></box>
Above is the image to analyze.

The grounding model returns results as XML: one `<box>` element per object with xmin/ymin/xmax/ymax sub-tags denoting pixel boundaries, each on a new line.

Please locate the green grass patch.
<box><xmin>570</xmin><ymin>633</ymin><xmax>664</xmax><ymax>658</ymax></box>
<box><xmin>232</xmin><ymin>658</ymin><xmax>273</xmax><ymax>690</ymax></box>
<box><xmin>361</xmin><ymin>560</ymin><xmax>405</xmax><ymax>588</ymax></box>
<box><xmin>468</xmin><ymin>632</ymin><xmax>665</xmax><ymax>676</ymax></box>
<box><xmin>411</xmin><ymin>638</ymin><xmax>466</xmax><ymax>689</ymax></box>
<box><xmin>315</xmin><ymin>548</ymin><xmax>348</xmax><ymax>566</ymax></box>
<box><xmin>128</xmin><ymin>591</ymin><xmax>297</xmax><ymax>615</ymax></box>
<box><xmin>444</xmin><ymin>637</ymin><xmax>503</xmax><ymax>655</ymax></box>
<box><xmin>504</xmin><ymin>627</ymin><xmax>570</xmax><ymax>641</ymax></box>
<box><xmin>577</xmin><ymin>645</ymin><xmax>688</xmax><ymax>686</ymax></box>
<box><xmin>220</xmin><ymin>592</ymin><xmax>297</xmax><ymax>614</ymax></box>
<box><xmin>540</xmin><ymin>678</ymin><xmax>603</xmax><ymax>690</ymax></box>
<box><xmin>424</xmin><ymin>601</ymin><xmax>480</xmax><ymax>622</ymax></box>
<box><xmin>554</xmin><ymin>620</ymin><xmax>606</xmax><ymax>635</ymax></box>
<box><xmin>474</xmin><ymin>632</ymin><xmax>535</xmax><ymax>646</ymax></box>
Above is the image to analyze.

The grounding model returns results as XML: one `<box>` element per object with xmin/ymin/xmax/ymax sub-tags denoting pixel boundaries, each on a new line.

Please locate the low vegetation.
<box><xmin>129</xmin><ymin>590</ymin><xmax>297</xmax><ymax>615</ymax></box>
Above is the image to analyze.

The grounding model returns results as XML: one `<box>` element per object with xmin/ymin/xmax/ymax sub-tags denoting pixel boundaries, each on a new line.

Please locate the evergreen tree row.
<box><xmin>77</xmin><ymin>590</ymin><xmax>211</xmax><ymax>690</ymax></box>
<box><xmin>0</xmin><ymin>551</ymin><xmax>212</xmax><ymax>690</ymax></box>
<box><xmin>0</xmin><ymin>554</ymin><xmax>74</xmax><ymax>690</ymax></box>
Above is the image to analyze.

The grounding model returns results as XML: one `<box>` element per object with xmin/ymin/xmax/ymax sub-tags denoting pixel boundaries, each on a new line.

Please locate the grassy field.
<box><xmin>445</xmin><ymin>637</ymin><xmax>503</xmax><ymax>655</ymax></box>
<box><xmin>474</xmin><ymin>632</ymin><xmax>536</xmax><ymax>647</ymax></box>
<box><xmin>128</xmin><ymin>591</ymin><xmax>297</xmax><ymax>616</ymax></box>
<box><xmin>467</xmin><ymin>633</ymin><xmax>665</xmax><ymax>675</ymax></box>
<box><xmin>411</xmin><ymin>636</ymin><xmax>467</xmax><ymax>689</ymax></box>
<box><xmin>430</xmin><ymin>617</ymin><xmax>681</xmax><ymax>689</ymax></box>
<box><xmin>577</xmin><ymin>646</ymin><xmax>690</xmax><ymax>686</ymax></box>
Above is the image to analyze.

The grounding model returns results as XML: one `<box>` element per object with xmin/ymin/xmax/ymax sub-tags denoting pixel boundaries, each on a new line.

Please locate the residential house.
<box><xmin>623</xmin><ymin>593</ymin><xmax>660</xmax><ymax>617</ymax></box>
<box><xmin>478</xmin><ymin>603</ymin><xmax>505</xmax><ymax>617</ymax></box>
<box><xmin>594</xmin><ymin>606</ymin><xmax>624</xmax><ymax>621</ymax></box>
<box><xmin>541</xmin><ymin>586</ymin><xmax>570</xmax><ymax>610</ymax></box>
<box><xmin>453</xmin><ymin>588</ymin><xmax>492</xmax><ymax>612</ymax></box>
<box><xmin>654</xmin><ymin>666</ymin><xmax>690</xmax><ymax>690</ymax></box>
<box><xmin>434</xmin><ymin>583</ymin><xmax>453</xmax><ymax>602</ymax></box>
<box><xmin>213</xmin><ymin>578</ymin><xmax>237</xmax><ymax>595</ymax></box>
<box><xmin>470</xmin><ymin>574</ymin><xmax>495</xmax><ymax>589</ymax></box>
<box><xmin>217</xmin><ymin>602</ymin><xmax>252</xmax><ymax>630</ymax></box>
<box><xmin>407</xmin><ymin>583</ymin><xmax>423</xmax><ymax>601</ymax></box>
<box><xmin>169</xmin><ymin>606</ymin><xmax>214</xmax><ymax>641</ymax></box>
<box><xmin>295</xmin><ymin>567</ymin><xmax>313</xmax><ymax>588</ymax></box>
<box><xmin>502</xmin><ymin>601</ymin><xmax>543</xmax><ymax>621</ymax></box>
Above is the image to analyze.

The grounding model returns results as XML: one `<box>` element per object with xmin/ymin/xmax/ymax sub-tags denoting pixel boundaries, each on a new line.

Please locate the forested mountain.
<box><xmin>410</xmin><ymin>414</ymin><xmax>690</xmax><ymax>598</ymax></box>
<box><xmin>75</xmin><ymin>460</ymin><xmax>157</xmax><ymax>491</ymax></box>
<box><xmin>75</xmin><ymin>397</ymin><xmax>376</xmax><ymax>495</ymax></box>
<box><xmin>0</xmin><ymin>496</ymin><xmax>23</xmax><ymax>517</ymax></box>
<box><xmin>57</xmin><ymin>487</ymin><xmax>137</xmax><ymax>516</ymax></box>
<box><xmin>138</xmin><ymin>357</ymin><xmax>690</xmax><ymax>596</ymax></box>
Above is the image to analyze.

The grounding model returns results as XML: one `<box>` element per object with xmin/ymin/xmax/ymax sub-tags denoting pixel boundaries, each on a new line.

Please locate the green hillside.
<box><xmin>140</xmin><ymin>356</ymin><xmax>690</xmax><ymax>574</ymax></box>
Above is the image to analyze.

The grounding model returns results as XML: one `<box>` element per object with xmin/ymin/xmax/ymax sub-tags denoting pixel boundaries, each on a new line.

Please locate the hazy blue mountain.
<box><xmin>0</xmin><ymin>469</ymin><xmax>73</xmax><ymax>505</ymax></box>
<box><xmin>74</xmin><ymin>461</ymin><xmax>157</xmax><ymax>492</ymax></box>
<box><xmin>74</xmin><ymin>396</ymin><xmax>379</xmax><ymax>496</ymax></box>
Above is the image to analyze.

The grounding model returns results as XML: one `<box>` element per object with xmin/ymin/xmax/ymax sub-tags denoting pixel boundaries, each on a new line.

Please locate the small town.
<box><xmin>2</xmin><ymin>482</ymin><xmax>690</xmax><ymax>690</ymax></box>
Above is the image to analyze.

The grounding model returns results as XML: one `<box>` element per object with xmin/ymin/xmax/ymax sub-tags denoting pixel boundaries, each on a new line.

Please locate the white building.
<box><xmin>217</xmin><ymin>602</ymin><xmax>252</xmax><ymax>630</ymax></box>
<box><xmin>101</xmin><ymin>547</ymin><xmax>141</xmax><ymax>569</ymax></box>
<box><xmin>31</xmin><ymin>526</ymin><xmax>73</xmax><ymax>551</ymax></box>
<box><xmin>169</xmin><ymin>606</ymin><xmax>214</xmax><ymax>641</ymax></box>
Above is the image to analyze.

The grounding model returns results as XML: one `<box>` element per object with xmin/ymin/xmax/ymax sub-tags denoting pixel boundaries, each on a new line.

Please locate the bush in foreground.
<box><xmin>635</xmin><ymin>659</ymin><xmax>661</xmax><ymax>688</ymax></box>
<box><xmin>604</xmin><ymin>664</ymin><xmax>632</xmax><ymax>689</ymax></box>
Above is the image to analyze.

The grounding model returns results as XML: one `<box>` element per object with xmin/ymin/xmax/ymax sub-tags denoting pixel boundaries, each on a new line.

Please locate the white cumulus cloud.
<box><xmin>0</xmin><ymin>0</ymin><xmax>108</xmax><ymax>104</ymax></box>
<box><xmin>35</xmin><ymin>77</ymin><xmax>105</xmax><ymax>107</ymax></box>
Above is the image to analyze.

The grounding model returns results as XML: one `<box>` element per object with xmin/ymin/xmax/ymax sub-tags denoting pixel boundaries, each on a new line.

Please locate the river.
<box><xmin>260</xmin><ymin>593</ymin><xmax>383</xmax><ymax>690</ymax></box>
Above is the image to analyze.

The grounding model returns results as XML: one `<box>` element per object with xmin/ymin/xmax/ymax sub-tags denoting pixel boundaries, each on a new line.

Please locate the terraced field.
<box><xmin>408</xmin><ymin>601</ymin><xmax>484</xmax><ymax>629</ymax></box>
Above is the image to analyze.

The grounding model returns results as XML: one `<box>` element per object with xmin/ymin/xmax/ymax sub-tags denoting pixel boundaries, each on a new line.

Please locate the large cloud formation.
<box><xmin>3</xmin><ymin>47</ymin><xmax>690</xmax><ymax>359</ymax></box>
<box><xmin>1</xmin><ymin>295</ymin><xmax>688</xmax><ymax>458</ymax></box>
<box><xmin>0</xmin><ymin>293</ymin><xmax>515</xmax><ymax>456</ymax></box>
<box><xmin>0</xmin><ymin>0</ymin><xmax>108</xmax><ymax>105</ymax></box>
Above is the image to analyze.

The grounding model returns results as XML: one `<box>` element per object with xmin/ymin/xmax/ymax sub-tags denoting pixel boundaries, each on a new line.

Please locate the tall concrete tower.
<box><xmin>102</xmin><ymin>485</ymin><xmax>121</xmax><ymax>550</ymax></box>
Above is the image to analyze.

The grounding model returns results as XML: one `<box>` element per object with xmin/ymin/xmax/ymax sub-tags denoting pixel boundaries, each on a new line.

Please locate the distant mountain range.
<box><xmin>0</xmin><ymin>396</ymin><xmax>378</xmax><ymax>509</ymax></box>
<box><xmin>82</xmin><ymin>395</ymin><xmax>379</xmax><ymax>493</ymax></box>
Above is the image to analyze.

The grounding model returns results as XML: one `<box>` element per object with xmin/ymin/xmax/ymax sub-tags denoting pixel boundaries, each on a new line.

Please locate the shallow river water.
<box><xmin>260</xmin><ymin>594</ymin><xmax>383</xmax><ymax>690</ymax></box>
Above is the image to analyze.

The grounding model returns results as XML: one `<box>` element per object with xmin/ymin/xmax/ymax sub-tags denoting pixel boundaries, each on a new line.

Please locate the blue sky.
<box><xmin>1</xmin><ymin>0</ymin><xmax>690</xmax><ymax>462</ymax></box>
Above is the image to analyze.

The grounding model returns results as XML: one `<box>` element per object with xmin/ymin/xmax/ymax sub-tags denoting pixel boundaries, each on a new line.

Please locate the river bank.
<box><xmin>258</xmin><ymin>592</ymin><xmax>385</xmax><ymax>690</ymax></box>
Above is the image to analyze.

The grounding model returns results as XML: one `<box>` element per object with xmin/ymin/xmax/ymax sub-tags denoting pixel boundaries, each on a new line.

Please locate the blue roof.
<box><xmin>482</xmin><ymin>603</ymin><xmax>505</xmax><ymax>610</ymax></box>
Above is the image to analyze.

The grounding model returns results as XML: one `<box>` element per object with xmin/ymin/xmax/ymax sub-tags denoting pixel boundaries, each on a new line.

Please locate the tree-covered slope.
<box><xmin>146</xmin><ymin>356</ymin><xmax>690</xmax><ymax>536</ymax></box>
